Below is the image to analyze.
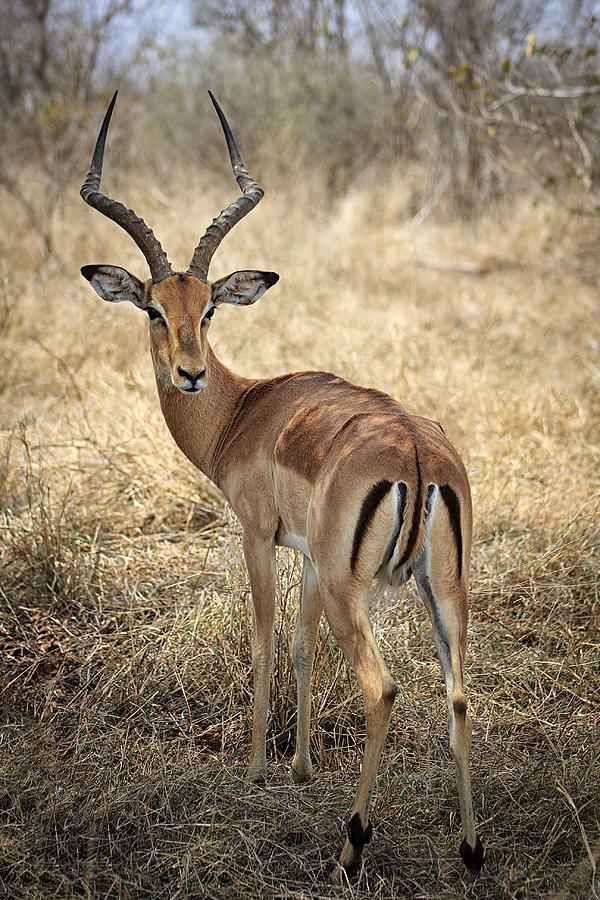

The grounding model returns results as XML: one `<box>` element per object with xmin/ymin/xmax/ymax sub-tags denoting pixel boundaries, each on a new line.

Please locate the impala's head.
<box><xmin>80</xmin><ymin>91</ymin><xmax>278</xmax><ymax>394</ymax></box>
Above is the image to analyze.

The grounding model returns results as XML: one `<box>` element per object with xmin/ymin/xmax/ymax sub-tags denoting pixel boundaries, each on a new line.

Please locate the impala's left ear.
<box><xmin>211</xmin><ymin>270</ymin><xmax>279</xmax><ymax>307</ymax></box>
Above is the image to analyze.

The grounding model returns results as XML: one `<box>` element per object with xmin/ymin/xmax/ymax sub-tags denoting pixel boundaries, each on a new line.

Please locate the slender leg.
<box><xmin>323</xmin><ymin>589</ymin><xmax>397</xmax><ymax>880</ymax></box>
<box><xmin>413</xmin><ymin>558</ymin><xmax>484</xmax><ymax>872</ymax></box>
<box><xmin>291</xmin><ymin>556</ymin><xmax>322</xmax><ymax>783</ymax></box>
<box><xmin>243</xmin><ymin>530</ymin><xmax>277</xmax><ymax>783</ymax></box>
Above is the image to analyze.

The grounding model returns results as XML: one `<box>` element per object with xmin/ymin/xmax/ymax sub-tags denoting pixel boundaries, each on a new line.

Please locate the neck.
<box><xmin>153</xmin><ymin>341</ymin><xmax>253</xmax><ymax>484</ymax></box>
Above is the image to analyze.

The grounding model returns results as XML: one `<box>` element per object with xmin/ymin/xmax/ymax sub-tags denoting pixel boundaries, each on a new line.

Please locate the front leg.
<box><xmin>291</xmin><ymin>556</ymin><xmax>322</xmax><ymax>783</ymax></box>
<box><xmin>243</xmin><ymin>529</ymin><xmax>277</xmax><ymax>783</ymax></box>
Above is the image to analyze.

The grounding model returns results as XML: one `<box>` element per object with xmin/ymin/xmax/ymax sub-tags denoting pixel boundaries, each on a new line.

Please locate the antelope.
<box><xmin>80</xmin><ymin>91</ymin><xmax>484</xmax><ymax>880</ymax></box>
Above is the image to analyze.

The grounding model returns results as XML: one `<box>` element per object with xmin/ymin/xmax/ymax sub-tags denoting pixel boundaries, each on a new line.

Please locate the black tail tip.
<box><xmin>460</xmin><ymin>836</ymin><xmax>484</xmax><ymax>873</ymax></box>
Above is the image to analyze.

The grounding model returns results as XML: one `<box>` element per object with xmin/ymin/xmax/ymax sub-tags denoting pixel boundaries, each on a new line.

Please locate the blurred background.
<box><xmin>2</xmin><ymin>0</ymin><xmax>600</xmax><ymax>258</ymax></box>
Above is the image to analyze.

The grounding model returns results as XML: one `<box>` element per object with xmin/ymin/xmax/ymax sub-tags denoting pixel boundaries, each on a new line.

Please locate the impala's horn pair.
<box><xmin>80</xmin><ymin>91</ymin><xmax>264</xmax><ymax>283</ymax></box>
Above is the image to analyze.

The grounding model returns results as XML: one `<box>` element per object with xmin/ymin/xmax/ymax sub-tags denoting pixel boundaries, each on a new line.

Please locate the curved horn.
<box><xmin>81</xmin><ymin>91</ymin><xmax>174</xmax><ymax>284</ymax></box>
<box><xmin>187</xmin><ymin>92</ymin><xmax>264</xmax><ymax>282</ymax></box>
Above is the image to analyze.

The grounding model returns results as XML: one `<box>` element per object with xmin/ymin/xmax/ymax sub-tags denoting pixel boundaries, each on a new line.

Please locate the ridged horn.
<box><xmin>187</xmin><ymin>92</ymin><xmax>264</xmax><ymax>282</ymax></box>
<box><xmin>81</xmin><ymin>91</ymin><xmax>174</xmax><ymax>283</ymax></box>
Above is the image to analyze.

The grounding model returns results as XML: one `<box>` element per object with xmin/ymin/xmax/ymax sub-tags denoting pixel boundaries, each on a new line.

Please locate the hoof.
<box><xmin>291</xmin><ymin>756</ymin><xmax>312</xmax><ymax>784</ymax></box>
<box><xmin>329</xmin><ymin>863</ymin><xmax>345</xmax><ymax>886</ymax></box>
<box><xmin>329</xmin><ymin>859</ymin><xmax>360</xmax><ymax>885</ymax></box>
<box><xmin>291</xmin><ymin>766</ymin><xmax>311</xmax><ymax>784</ymax></box>
<box><xmin>332</xmin><ymin>816</ymin><xmax>372</xmax><ymax>883</ymax></box>
<box><xmin>245</xmin><ymin>765</ymin><xmax>266</xmax><ymax>785</ymax></box>
<box><xmin>460</xmin><ymin>836</ymin><xmax>484</xmax><ymax>873</ymax></box>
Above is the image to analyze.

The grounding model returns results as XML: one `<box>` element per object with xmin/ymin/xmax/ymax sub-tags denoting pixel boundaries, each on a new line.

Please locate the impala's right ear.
<box><xmin>81</xmin><ymin>265</ymin><xmax>146</xmax><ymax>308</ymax></box>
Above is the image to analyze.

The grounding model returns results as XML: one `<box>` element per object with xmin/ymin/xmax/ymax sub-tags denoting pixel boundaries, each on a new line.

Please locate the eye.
<box><xmin>203</xmin><ymin>307</ymin><xmax>215</xmax><ymax>323</ymax></box>
<box><xmin>146</xmin><ymin>307</ymin><xmax>164</xmax><ymax>323</ymax></box>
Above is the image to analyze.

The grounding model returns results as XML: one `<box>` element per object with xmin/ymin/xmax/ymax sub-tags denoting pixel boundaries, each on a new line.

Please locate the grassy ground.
<box><xmin>1</xmin><ymin>174</ymin><xmax>599</xmax><ymax>898</ymax></box>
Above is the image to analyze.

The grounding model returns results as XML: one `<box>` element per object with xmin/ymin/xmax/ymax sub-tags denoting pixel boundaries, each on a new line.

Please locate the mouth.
<box><xmin>179</xmin><ymin>383</ymin><xmax>205</xmax><ymax>394</ymax></box>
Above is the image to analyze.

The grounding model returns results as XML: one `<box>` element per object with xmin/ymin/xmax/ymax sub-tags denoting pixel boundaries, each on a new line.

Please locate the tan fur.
<box><xmin>82</xmin><ymin>174</ymin><xmax>481</xmax><ymax>881</ymax></box>
<box><xmin>119</xmin><ymin>271</ymin><xmax>482</xmax><ymax>879</ymax></box>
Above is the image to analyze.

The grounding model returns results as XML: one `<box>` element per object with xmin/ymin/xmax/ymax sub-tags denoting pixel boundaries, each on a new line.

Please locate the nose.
<box><xmin>177</xmin><ymin>365</ymin><xmax>206</xmax><ymax>386</ymax></box>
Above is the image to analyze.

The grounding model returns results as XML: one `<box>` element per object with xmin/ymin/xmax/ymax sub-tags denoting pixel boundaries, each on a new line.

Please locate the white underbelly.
<box><xmin>277</xmin><ymin>530</ymin><xmax>311</xmax><ymax>558</ymax></box>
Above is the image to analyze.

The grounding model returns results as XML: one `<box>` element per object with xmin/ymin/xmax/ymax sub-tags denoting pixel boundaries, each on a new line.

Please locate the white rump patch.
<box><xmin>377</xmin><ymin>482</ymin><xmax>439</xmax><ymax>591</ymax></box>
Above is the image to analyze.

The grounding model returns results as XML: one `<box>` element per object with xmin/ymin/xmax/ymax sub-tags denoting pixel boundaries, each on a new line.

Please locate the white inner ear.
<box><xmin>213</xmin><ymin>271</ymin><xmax>270</xmax><ymax>306</ymax></box>
<box><xmin>89</xmin><ymin>266</ymin><xmax>145</xmax><ymax>306</ymax></box>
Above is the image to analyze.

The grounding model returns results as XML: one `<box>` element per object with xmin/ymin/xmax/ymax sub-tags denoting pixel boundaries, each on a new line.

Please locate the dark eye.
<box><xmin>204</xmin><ymin>307</ymin><xmax>215</xmax><ymax>321</ymax></box>
<box><xmin>147</xmin><ymin>307</ymin><xmax>163</xmax><ymax>322</ymax></box>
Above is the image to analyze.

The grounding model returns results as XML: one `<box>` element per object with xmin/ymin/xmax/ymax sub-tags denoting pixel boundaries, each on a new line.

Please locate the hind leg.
<box><xmin>321</xmin><ymin>582</ymin><xmax>398</xmax><ymax>880</ymax></box>
<box><xmin>291</xmin><ymin>556</ymin><xmax>322</xmax><ymax>783</ymax></box>
<box><xmin>413</xmin><ymin>502</ymin><xmax>484</xmax><ymax>871</ymax></box>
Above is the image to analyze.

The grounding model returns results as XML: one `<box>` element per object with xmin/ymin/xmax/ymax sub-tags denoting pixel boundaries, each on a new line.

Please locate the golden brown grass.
<box><xmin>1</xmin><ymin>173</ymin><xmax>599</xmax><ymax>898</ymax></box>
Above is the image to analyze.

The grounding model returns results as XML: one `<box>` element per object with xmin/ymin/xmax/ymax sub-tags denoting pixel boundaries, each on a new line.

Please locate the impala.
<box><xmin>80</xmin><ymin>91</ymin><xmax>484</xmax><ymax>880</ymax></box>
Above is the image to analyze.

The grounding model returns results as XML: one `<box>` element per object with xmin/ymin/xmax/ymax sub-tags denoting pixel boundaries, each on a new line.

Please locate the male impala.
<box><xmin>80</xmin><ymin>91</ymin><xmax>484</xmax><ymax>879</ymax></box>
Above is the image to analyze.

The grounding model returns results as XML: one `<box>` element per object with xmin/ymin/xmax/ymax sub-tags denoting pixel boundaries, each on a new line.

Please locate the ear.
<box><xmin>81</xmin><ymin>264</ymin><xmax>146</xmax><ymax>307</ymax></box>
<box><xmin>211</xmin><ymin>270</ymin><xmax>279</xmax><ymax>307</ymax></box>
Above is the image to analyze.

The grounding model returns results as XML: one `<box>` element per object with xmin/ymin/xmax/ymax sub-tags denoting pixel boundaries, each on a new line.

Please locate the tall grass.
<box><xmin>0</xmin><ymin>171</ymin><xmax>599</xmax><ymax>897</ymax></box>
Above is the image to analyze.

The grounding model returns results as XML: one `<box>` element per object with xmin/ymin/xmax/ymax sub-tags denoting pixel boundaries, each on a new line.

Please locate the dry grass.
<box><xmin>1</xmin><ymin>172</ymin><xmax>599</xmax><ymax>899</ymax></box>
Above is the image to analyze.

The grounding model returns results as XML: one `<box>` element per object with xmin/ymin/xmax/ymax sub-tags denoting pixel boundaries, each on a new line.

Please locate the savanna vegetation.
<box><xmin>1</xmin><ymin>1</ymin><xmax>599</xmax><ymax>897</ymax></box>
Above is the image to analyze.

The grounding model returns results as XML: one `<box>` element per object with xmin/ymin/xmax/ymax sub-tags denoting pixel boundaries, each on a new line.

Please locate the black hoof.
<box><xmin>342</xmin><ymin>858</ymin><xmax>361</xmax><ymax>879</ymax></box>
<box><xmin>460</xmin><ymin>836</ymin><xmax>484</xmax><ymax>873</ymax></box>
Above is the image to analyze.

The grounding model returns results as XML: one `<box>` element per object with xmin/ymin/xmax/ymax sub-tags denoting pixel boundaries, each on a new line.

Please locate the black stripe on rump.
<box><xmin>440</xmin><ymin>483</ymin><xmax>463</xmax><ymax>578</ymax></box>
<box><xmin>396</xmin><ymin>445</ymin><xmax>422</xmax><ymax>569</ymax></box>
<box><xmin>351</xmin><ymin>480</ymin><xmax>393</xmax><ymax>572</ymax></box>
<box><xmin>377</xmin><ymin>481</ymin><xmax>407</xmax><ymax>573</ymax></box>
